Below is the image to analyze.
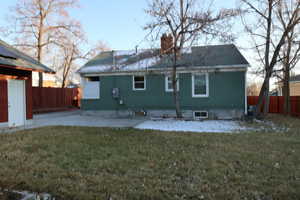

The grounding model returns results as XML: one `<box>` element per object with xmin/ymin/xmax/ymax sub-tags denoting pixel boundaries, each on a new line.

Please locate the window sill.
<box><xmin>133</xmin><ymin>89</ymin><xmax>146</xmax><ymax>91</ymax></box>
<box><xmin>192</xmin><ymin>95</ymin><xmax>209</xmax><ymax>98</ymax></box>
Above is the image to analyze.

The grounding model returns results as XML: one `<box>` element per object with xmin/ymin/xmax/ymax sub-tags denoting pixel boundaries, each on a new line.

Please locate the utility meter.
<box><xmin>112</xmin><ymin>88</ymin><xmax>119</xmax><ymax>99</ymax></box>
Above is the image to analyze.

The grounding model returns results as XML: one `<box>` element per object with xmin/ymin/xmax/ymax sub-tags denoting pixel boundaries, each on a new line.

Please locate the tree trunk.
<box><xmin>172</xmin><ymin>72</ymin><xmax>182</xmax><ymax>118</ymax></box>
<box><xmin>61</xmin><ymin>48</ymin><xmax>75</xmax><ymax>88</ymax></box>
<box><xmin>38</xmin><ymin>72</ymin><xmax>43</xmax><ymax>87</ymax></box>
<box><xmin>37</xmin><ymin>9</ymin><xmax>44</xmax><ymax>87</ymax></box>
<box><xmin>61</xmin><ymin>77</ymin><xmax>66</xmax><ymax>88</ymax></box>
<box><xmin>283</xmin><ymin>34</ymin><xmax>292</xmax><ymax>115</ymax></box>
<box><xmin>255</xmin><ymin>0</ymin><xmax>273</xmax><ymax>118</ymax></box>
<box><xmin>283</xmin><ymin>67</ymin><xmax>291</xmax><ymax>114</ymax></box>
<box><xmin>61</xmin><ymin>65</ymin><xmax>71</xmax><ymax>88</ymax></box>
<box><xmin>37</xmin><ymin>39</ymin><xmax>43</xmax><ymax>87</ymax></box>
<box><xmin>263</xmin><ymin>80</ymin><xmax>270</xmax><ymax>115</ymax></box>
<box><xmin>172</xmin><ymin>49</ymin><xmax>182</xmax><ymax>118</ymax></box>
<box><xmin>255</xmin><ymin>70</ymin><xmax>271</xmax><ymax>118</ymax></box>
<box><xmin>179</xmin><ymin>0</ymin><xmax>185</xmax><ymax>49</ymax></box>
<box><xmin>61</xmin><ymin>61</ymin><xmax>67</xmax><ymax>88</ymax></box>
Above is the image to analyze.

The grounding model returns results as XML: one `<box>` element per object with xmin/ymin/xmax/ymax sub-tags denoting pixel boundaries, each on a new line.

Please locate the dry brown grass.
<box><xmin>0</xmin><ymin>115</ymin><xmax>299</xmax><ymax>200</ymax></box>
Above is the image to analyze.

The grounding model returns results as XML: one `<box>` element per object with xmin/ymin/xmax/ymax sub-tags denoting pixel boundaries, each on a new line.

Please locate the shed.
<box><xmin>0</xmin><ymin>39</ymin><xmax>54</xmax><ymax>128</ymax></box>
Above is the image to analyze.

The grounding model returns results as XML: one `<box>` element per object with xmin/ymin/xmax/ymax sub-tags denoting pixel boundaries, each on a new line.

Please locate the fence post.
<box><xmin>278</xmin><ymin>96</ymin><xmax>280</xmax><ymax>113</ymax></box>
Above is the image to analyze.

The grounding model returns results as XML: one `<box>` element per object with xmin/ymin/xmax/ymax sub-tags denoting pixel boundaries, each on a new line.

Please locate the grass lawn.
<box><xmin>0</xmin><ymin>115</ymin><xmax>299</xmax><ymax>200</ymax></box>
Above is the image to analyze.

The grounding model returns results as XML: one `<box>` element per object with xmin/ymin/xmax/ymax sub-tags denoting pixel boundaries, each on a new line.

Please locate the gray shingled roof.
<box><xmin>78</xmin><ymin>44</ymin><xmax>249</xmax><ymax>75</ymax></box>
<box><xmin>290</xmin><ymin>74</ymin><xmax>300</xmax><ymax>82</ymax></box>
<box><xmin>0</xmin><ymin>39</ymin><xmax>55</xmax><ymax>73</ymax></box>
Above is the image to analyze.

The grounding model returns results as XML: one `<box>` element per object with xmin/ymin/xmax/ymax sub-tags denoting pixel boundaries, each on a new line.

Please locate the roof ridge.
<box><xmin>106</xmin><ymin>44</ymin><xmax>235</xmax><ymax>52</ymax></box>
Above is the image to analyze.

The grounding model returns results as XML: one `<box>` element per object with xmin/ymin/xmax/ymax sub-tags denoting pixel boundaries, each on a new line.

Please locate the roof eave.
<box><xmin>0</xmin><ymin>64</ymin><xmax>55</xmax><ymax>74</ymax></box>
<box><xmin>79</xmin><ymin>64</ymin><xmax>249</xmax><ymax>77</ymax></box>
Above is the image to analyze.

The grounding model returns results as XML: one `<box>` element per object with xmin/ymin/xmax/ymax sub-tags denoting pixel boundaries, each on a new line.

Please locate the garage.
<box><xmin>0</xmin><ymin>39</ymin><xmax>54</xmax><ymax>128</ymax></box>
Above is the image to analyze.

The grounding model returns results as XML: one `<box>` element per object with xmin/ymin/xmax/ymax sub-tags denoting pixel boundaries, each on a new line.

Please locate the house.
<box><xmin>276</xmin><ymin>74</ymin><xmax>300</xmax><ymax>96</ymax></box>
<box><xmin>78</xmin><ymin>40</ymin><xmax>249</xmax><ymax>119</ymax></box>
<box><xmin>289</xmin><ymin>75</ymin><xmax>300</xmax><ymax>95</ymax></box>
<box><xmin>0</xmin><ymin>39</ymin><xmax>54</xmax><ymax>128</ymax></box>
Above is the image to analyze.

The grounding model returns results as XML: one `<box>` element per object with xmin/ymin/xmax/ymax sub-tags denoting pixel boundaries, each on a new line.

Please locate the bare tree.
<box><xmin>240</xmin><ymin>0</ymin><xmax>300</xmax><ymax>117</ymax></box>
<box><xmin>275</xmin><ymin>32</ymin><xmax>300</xmax><ymax>114</ymax></box>
<box><xmin>58</xmin><ymin>37</ymin><xmax>110</xmax><ymax>88</ymax></box>
<box><xmin>6</xmin><ymin>0</ymin><xmax>81</xmax><ymax>87</ymax></box>
<box><xmin>275</xmin><ymin>0</ymin><xmax>300</xmax><ymax>114</ymax></box>
<box><xmin>145</xmin><ymin>0</ymin><xmax>238</xmax><ymax>118</ymax></box>
<box><xmin>247</xmin><ymin>82</ymin><xmax>262</xmax><ymax>96</ymax></box>
<box><xmin>59</xmin><ymin>38</ymin><xmax>82</xmax><ymax>88</ymax></box>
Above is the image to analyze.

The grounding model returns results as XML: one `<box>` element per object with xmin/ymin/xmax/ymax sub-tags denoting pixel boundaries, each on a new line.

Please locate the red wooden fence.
<box><xmin>248</xmin><ymin>96</ymin><xmax>300</xmax><ymax>116</ymax></box>
<box><xmin>32</xmin><ymin>87</ymin><xmax>81</xmax><ymax>113</ymax></box>
<box><xmin>0</xmin><ymin>80</ymin><xmax>8</xmax><ymax>122</ymax></box>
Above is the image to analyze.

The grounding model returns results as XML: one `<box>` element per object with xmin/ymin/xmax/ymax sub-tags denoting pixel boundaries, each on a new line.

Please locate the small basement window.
<box><xmin>133</xmin><ymin>75</ymin><xmax>146</xmax><ymax>90</ymax></box>
<box><xmin>83</xmin><ymin>76</ymin><xmax>100</xmax><ymax>99</ymax></box>
<box><xmin>194</xmin><ymin>111</ymin><xmax>208</xmax><ymax>119</ymax></box>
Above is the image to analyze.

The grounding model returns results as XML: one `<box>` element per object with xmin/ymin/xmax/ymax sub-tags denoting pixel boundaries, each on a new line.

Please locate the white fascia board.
<box><xmin>80</xmin><ymin>64</ymin><xmax>249</xmax><ymax>77</ymax></box>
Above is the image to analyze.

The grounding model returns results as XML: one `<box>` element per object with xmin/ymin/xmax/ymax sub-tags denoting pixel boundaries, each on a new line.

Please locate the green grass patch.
<box><xmin>0</xmin><ymin>116</ymin><xmax>299</xmax><ymax>199</ymax></box>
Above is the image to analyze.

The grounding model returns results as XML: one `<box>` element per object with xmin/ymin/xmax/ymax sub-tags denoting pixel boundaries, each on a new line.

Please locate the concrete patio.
<box><xmin>33</xmin><ymin>110</ymin><xmax>147</xmax><ymax>127</ymax></box>
<box><xmin>0</xmin><ymin>110</ymin><xmax>254</xmax><ymax>134</ymax></box>
<box><xmin>0</xmin><ymin>110</ymin><xmax>147</xmax><ymax>133</ymax></box>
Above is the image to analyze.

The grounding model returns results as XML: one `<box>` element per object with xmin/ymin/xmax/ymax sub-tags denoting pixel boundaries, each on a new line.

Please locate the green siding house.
<box><xmin>78</xmin><ymin>44</ymin><xmax>249</xmax><ymax>119</ymax></box>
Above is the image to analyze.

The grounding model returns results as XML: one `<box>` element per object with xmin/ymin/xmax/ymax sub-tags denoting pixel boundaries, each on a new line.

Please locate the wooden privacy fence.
<box><xmin>248</xmin><ymin>96</ymin><xmax>300</xmax><ymax>116</ymax></box>
<box><xmin>32</xmin><ymin>87</ymin><xmax>81</xmax><ymax>113</ymax></box>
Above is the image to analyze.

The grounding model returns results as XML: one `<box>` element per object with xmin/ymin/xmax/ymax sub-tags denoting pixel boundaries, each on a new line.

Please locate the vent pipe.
<box><xmin>112</xmin><ymin>50</ymin><xmax>116</xmax><ymax>70</ymax></box>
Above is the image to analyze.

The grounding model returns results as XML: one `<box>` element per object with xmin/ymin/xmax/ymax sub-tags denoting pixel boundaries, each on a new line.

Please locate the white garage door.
<box><xmin>8</xmin><ymin>79</ymin><xmax>26</xmax><ymax>127</ymax></box>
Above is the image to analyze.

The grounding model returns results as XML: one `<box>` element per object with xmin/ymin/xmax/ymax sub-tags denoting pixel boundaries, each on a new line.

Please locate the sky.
<box><xmin>0</xmin><ymin>0</ymin><xmax>237</xmax><ymax>50</ymax></box>
<box><xmin>0</xmin><ymin>0</ymin><xmax>281</xmax><ymax>86</ymax></box>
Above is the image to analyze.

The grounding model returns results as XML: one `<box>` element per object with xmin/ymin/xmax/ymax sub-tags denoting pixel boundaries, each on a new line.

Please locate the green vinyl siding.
<box><xmin>81</xmin><ymin>71</ymin><xmax>245</xmax><ymax>111</ymax></box>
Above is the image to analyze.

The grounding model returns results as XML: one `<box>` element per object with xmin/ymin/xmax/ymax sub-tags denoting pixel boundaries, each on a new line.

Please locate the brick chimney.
<box><xmin>160</xmin><ymin>33</ymin><xmax>173</xmax><ymax>54</ymax></box>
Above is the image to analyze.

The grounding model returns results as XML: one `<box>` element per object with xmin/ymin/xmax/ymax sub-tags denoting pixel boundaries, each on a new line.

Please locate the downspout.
<box><xmin>112</xmin><ymin>50</ymin><xmax>117</xmax><ymax>108</ymax></box>
<box><xmin>112</xmin><ymin>50</ymin><xmax>122</xmax><ymax>115</ymax></box>
<box><xmin>245</xmin><ymin>70</ymin><xmax>248</xmax><ymax>115</ymax></box>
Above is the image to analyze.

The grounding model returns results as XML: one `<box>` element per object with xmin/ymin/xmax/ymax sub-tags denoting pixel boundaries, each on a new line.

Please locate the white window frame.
<box><xmin>82</xmin><ymin>77</ymin><xmax>100</xmax><ymax>99</ymax></box>
<box><xmin>132</xmin><ymin>75</ymin><xmax>146</xmax><ymax>91</ymax></box>
<box><xmin>165</xmin><ymin>74</ymin><xmax>179</xmax><ymax>92</ymax></box>
<box><xmin>192</xmin><ymin>73</ymin><xmax>209</xmax><ymax>97</ymax></box>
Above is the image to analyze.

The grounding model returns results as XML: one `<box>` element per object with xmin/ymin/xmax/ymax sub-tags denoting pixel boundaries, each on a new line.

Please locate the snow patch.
<box><xmin>121</xmin><ymin>57</ymin><xmax>159</xmax><ymax>71</ymax></box>
<box><xmin>79</xmin><ymin>65</ymin><xmax>112</xmax><ymax>73</ymax></box>
<box><xmin>79</xmin><ymin>50</ymin><xmax>159</xmax><ymax>73</ymax></box>
<box><xmin>135</xmin><ymin>119</ymin><xmax>247</xmax><ymax>133</ymax></box>
<box><xmin>114</xmin><ymin>49</ymin><xmax>149</xmax><ymax>57</ymax></box>
<box><xmin>114</xmin><ymin>50</ymin><xmax>136</xmax><ymax>56</ymax></box>
<box><xmin>79</xmin><ymin>56</ymin><xmax>159</xmax><ymax>73</ymax></box>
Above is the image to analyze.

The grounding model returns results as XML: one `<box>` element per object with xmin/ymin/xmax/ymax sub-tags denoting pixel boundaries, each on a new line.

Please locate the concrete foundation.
<box><xmin>82</xmin><ymin>109</ymin><xmax>244</xmax><ymax>119</ymax></box>
<box><xmin>0</xmin><ymin>122</ymin><xmax>8</xmax><ymax>128</ymax></box>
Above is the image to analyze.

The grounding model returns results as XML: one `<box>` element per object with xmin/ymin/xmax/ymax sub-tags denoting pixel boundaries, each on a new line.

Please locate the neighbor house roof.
<box><xmin>78</xmin><ymin>44</ymin><xmax>249</xmax><ymax>75</ymax></box>
<box><xmin>290</xmin><ymin>74</ymin><xmax>300</xmax><ymax>82</ymax></box>
<box><xmin>0</xmin><ymin>39</ymin><xmax>55</xmax><ymax>73</ymax></box>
